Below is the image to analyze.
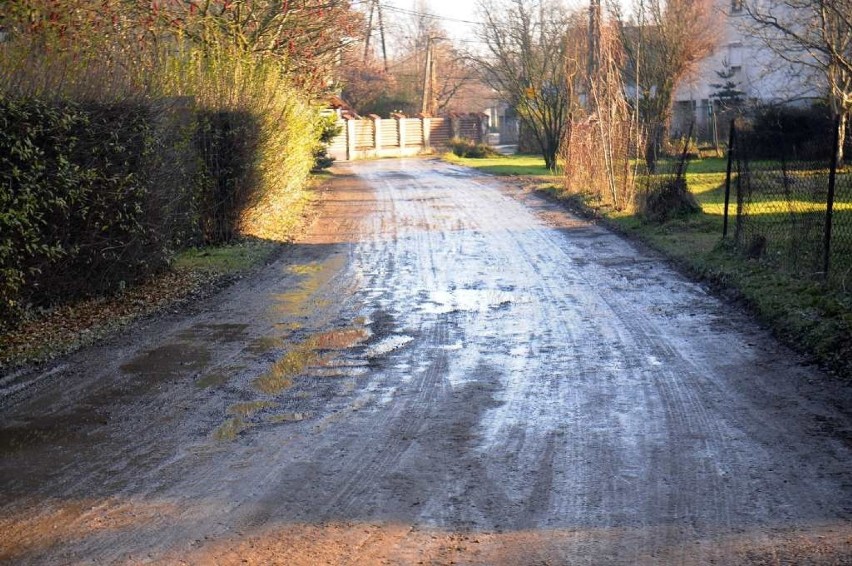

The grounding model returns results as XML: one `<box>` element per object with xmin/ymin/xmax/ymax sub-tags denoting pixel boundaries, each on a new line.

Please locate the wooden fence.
<box><xmin>328</xmin><ymin>114</ymin><xmax>486</xmax><ymax>161</ymax></box>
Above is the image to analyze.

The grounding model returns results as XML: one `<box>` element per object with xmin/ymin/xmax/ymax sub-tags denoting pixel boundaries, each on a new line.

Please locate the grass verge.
<box><xmin>447</xmin><ymin>153</ymin><xmax>852</xmax><ymax>379</ymax></box>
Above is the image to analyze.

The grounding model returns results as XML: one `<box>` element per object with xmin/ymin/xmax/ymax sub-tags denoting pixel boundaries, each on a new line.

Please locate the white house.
<box><xmin>672</xmin><ymin>0</ymin><xmax>823</xmax><ymax>140</ymax></box>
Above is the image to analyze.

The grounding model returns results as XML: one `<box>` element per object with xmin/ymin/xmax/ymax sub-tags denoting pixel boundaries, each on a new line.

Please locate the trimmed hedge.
<box><xmin>0</xmin><ymin>97</ymin><xmax>260</xmax><ymax>328</ymax></box>
<box><xmin>1</xmin><ymin>89</ymin><xmax>319</xmax><ymax>331</ymax></box>
<box><xmin>0</xmin><ymin>97</ymin><xmax>172</xmax><ymax>327</ymax></box>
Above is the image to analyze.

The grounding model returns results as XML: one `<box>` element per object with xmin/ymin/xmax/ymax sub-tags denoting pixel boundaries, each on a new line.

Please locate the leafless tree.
<box><xmin>744</xmin><ymin>0</ymin><xmax>852</xmax><ymax>163</ymax></box>
<box><xmin>363</xmin><ymin>2</ymin><xmax>480</xmax><ymax>116</ymax></box>
<box><xmin>476</xmin><ymin>0</ymin><xmax>580</xmax><ymax>170</ymax></box>
<box><xmin>562</xmin><ymin>2</ymin><xmax>642</xmax><ymax>210</ymax></box>
<box><xmin>610</xmin><ymin>0</ymin><xmax>719</xmax><ymax>159</ymax></box>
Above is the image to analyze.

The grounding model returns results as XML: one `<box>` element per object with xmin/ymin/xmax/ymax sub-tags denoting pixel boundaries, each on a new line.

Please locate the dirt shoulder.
<box><xmin>0</xmin><ymin>177</ymin><xmax>331</xmax><ymax>378</ymax></box>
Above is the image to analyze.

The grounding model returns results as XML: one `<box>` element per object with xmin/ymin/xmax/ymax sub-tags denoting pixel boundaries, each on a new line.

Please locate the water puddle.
<box><xmin>0</xmin><ymin>406</ymin><xmax>112</xmax><ymax>455</ymax></box>
<box><xmin>120</xmin><ymin>342</ymin><xmax>211</xmax><ymax>379</ymax></box>
<box><xmin>252</xmin><ymin>342</ymin><xmax>321</xmax><ymax>394</ymax></box>
<box><xmin>419</xmin><ymin>289</ymin><xmax>518</xmax><ymax>315</ymax></box>
<box><xmin>274</xmin><ymin>256</ymin><xmax>346</xmax><ymax>317</ymax></box>
<box><xmin>252</xmin><ymin>325</ymin><xmax>371</xmax><ymax>394</ymax></box>
<box><xmin>196</xmin><ymin>371</ymin><xmax>231</xmax><ymax>389</ymax></box>
<box><xmin>246</xmin><ymin>336</ymin><xmax>287</xmax><ymax>354</ymax></box>
<box><xmin>287</xmin><ymin>263</ymin><xmax>326</xmax><ymax>276</ymax></box>
<box><xmin>311</xmin><ymin>366</ymin><xmax>369</xmax><ymax>379</ymax></box>
<box><xmin>365</xmin><ymin>335</ymin><xmax>414</xmax><ymax>359</ymax></box>
<box><xmin>177</xmin><ymin>323</ymin><xmax>249</xmax><ymax>342</ymax></box>
<box><xmin>212</xmin><ymin>417</ymin><xmax>249</xmax><ymax>441</ymax></box>
<box><xmin>314</xmin><ymin>327</ymin><xmax>370</xmax><ymax>350</ymax></box>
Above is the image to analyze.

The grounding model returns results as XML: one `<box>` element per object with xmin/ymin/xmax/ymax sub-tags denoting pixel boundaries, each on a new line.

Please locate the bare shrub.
<box><xmin>561</xmin><ymin>10</ymin><xmax>642</xmax><ymax>210</ymax></box>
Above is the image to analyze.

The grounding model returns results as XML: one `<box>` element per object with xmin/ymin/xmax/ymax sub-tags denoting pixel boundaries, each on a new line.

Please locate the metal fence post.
<box><xmin>723</xmin><ymin>119</ymin><xmax>736</xmax><ymax>238</ymax></box>
<box><xmin>823</xmin><ymin>114</ymin><xmax>841</xmax><ymax>279</ymax></box>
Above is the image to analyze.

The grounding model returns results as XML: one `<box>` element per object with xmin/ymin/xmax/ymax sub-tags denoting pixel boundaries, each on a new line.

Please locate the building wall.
<box><xmin>672</xmin><ymin>0</ymin><xmax>823</xmax><ymax>140</ymax></box>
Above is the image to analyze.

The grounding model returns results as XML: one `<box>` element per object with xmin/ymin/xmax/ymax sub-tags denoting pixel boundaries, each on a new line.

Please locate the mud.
<box><xmin>1</xmin><ymin>158</ymin><xmax>850</xmax><ymax>564</ymax></box>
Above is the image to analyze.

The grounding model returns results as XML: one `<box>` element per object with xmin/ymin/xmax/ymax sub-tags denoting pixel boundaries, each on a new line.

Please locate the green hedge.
<box><xmin>0</xmin><ymin>97</ymin><xmax>172</xmax><ymax>327</ymax></box>
<box><xmin>0</xmin><ymin>91</ymin><xmax>319</xmax><ymax>331</ymax></box>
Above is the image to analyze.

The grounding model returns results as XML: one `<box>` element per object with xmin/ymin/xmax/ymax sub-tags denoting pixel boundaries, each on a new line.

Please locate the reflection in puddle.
<box><xmin>252</xmin><ymin>326</ymin><xmax>371</xmax><ymax>394</ymax></box>
<box><xmin>274</xmin><ymin>256</ymin><xmax>346</xmax><ymax>317</ymax></box>
<box><xmin>246</xmin><ymin>336</ymin><xmax>286</xmax><ymax>354</ymax></box>
<box><xmin>252</xmin><ymin>343</ymin><xmax>321</xmax><ymax>394</ymax></box>
<box><xmin>287</xmin><ymin>263</ymin><xmax>325</xmax><ymax>276</ymax></box>
<box><xmin>314</xmin><ymin>327</ymin><xmax>370</xmax><ymax>350</ymax></box>
<box><xmin>366</xmin><ymin>335</ymin><xmax>414</xmax><ymax>359</ymax></box>
<box><xmin>420</xmin><ymin>289</ymin><xmax>519</xmax><ymax>315</ymax></box>
<box><xmin>120</xmin><ymin>343</ymin><xmax>211</xmax><ymax>379</ymax></box>
<box><xmin>213</xmin><ymin>417</ymin><xmax>249</xmax><ymax>441</ymax></box>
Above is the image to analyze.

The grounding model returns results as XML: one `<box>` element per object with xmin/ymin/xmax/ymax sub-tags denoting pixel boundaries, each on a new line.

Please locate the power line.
<box><xmin>379</xmin><ymin>4</ymin><xmax>482</xmax><ymax>26</ymax></box>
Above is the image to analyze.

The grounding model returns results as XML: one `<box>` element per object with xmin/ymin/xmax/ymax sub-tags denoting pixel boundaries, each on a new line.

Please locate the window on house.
<box><xmin>731</xmin><ymin>0</ymin><xmax>744</xmax><ymax>13</ymax></box>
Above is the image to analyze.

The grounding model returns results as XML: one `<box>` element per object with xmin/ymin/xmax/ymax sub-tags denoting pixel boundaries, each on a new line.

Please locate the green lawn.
<box><xmin>444</xmin><ymin>152</ymin><xmax>852</xmax><ymax>378</ymax></box>
<box><xmin>443</xmin><ymin>152</ymin><xmax>559</xmax><ymax>178</ymax></box>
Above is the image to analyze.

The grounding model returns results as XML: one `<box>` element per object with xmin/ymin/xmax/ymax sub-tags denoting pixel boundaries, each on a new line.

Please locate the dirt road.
<box><xmin>1</xmin><ymin>158</ymin><xmax>850</xmax><ymax>565</ymax></box>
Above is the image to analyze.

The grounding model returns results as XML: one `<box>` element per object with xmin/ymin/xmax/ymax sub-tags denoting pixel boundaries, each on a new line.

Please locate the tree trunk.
<box><xmin>837</xmin><ymin>112</ymin><xmax>847</xmax><ymax>167</ymax></box>
<box><xmin>543</xmin><ymin>144</ymin><xmax>558</xmax><ymax>171</ymax></box>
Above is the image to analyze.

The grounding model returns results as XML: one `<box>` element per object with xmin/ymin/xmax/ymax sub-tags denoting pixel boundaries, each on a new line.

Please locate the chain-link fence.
<box><xmin>725</xmin><ymin>117</ymin><xmax>852</xmax><ymax>289</ymax></box>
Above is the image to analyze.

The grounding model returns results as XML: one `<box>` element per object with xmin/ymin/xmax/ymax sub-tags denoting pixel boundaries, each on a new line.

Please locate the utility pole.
<box><xmin>430</xmin><ymin>42</ymin><xmax>437</xmax><ymax>115</ymax></box>
<box><xmin>421</xmin><ymin>36</ymin><xmax>433</xmax><ymax>116</ymax></box>
<box><xmin>363</xmin><ymin>0</ymin><xmax>375</xmax><ymax>62</ymax></box>
<box><xmin>377</xmin><ymin>0</ymin><xmax>388</xmax><ymax>71</ymax></box>
<box><xmin>421</xmin><ymin>35</ymin><xmax>445</xmax><ymax>116</ymax></box>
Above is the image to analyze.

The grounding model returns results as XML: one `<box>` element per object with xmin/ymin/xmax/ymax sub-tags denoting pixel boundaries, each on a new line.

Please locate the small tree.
<box><xmin>710</xmin><ymin>59</ymin><xmax>746</xmax><ymax>112</ymax></box>
<box><xmin>610</xmin><ymin>0</ymin><xmax>720</xmax><ymax>160</ymax></box>
<box><xmin>476</xmin><ymin>0</ymin><xmax>579</xmax><ymax>170</ymax></box>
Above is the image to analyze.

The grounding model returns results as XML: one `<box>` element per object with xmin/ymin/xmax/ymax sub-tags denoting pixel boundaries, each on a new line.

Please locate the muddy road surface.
<box><xmin>2</xmin><ymin>158</ymin><xmax>851</xmax><ymax>564</ymax></box>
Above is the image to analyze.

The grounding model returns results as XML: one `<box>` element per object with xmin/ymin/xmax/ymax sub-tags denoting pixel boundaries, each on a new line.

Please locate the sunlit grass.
<box><xmin>443</xmin><ymin>153</ymin><xmax>559</xmax><ymax>177</ymax></box>
<box><xmin>173</xmin><ymin>238</ymin><xmax>280</xmax><ymax>274</ymax></box>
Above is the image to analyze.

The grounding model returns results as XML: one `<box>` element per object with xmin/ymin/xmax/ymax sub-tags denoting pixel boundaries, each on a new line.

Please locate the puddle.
<box><xmin>196</xmin><ymin>371</ymin><xmax>230</xmax><ymax>389</ymax></box>
<box><xmin>0</xmin><ymin>425</ymin><xmax>78</xmax><ymax>455</ymax></box>
<box><xmin>314</xmin><ymin>327</ymin><xmax>370</xmax><ymax>350</ymax></box>
<box><xmin>120</xmin><ymin>342</ymin><xmax>211</xmax><ymax>379</ymax></box>
<box><xmin>366</xmin><ymin>335</ymin><xmax>414</xmax><ymax>359</ymax></box>
<box><xmin>310</xmin><ymin>366</ymin><xmax>369</xmax><ymax>378</ymax></box>
<box><xmin>213</xmin><ymin>417</ymin><xmax>249</xmax><ymax>441</ymax></box>
<box><xmin>0</xmin><ymin>405</ymin><xmax>112</xmax><ymax>455</ymax></box>
<box><xmin>274</xmin><ymin>256</ymin><xmax>346</xmax><ymax>317</ymax></box>
<box><xmin>246</xmin><ymin>336</ymin><xmax>287</xmax><ymax>354</ymax></box>
<box><xmin>252</xmin><ymin>342</ymin><xmax>322</xmax><ymax>394</ymax></box>
<box><xmin>287</xmin><ymin>263</ymin><xmax>326</xmax><ymax>276</ymax></box>
<box><xmin>227</xmin><ymin>401</ymin><xmax>277</xmax><ymax>417</ymax></box>
<box><xmin>252</xmin><ymin>324</ymin><xmax>372</xmax><ymax>393</ymax></box>
<box><xmin>267</xmin><ymin>412</ymin><xmax>309</xmax><ymax>423</ymax></box>
<box><xmin>177</xmin><ymin>323</ymin><xmax>249</xmax><ymax>342</ymax></box>
<box><xmin>419</xmin><ymin>290</ymin><xmax>519</xmax><ymax>315</ymax></box>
